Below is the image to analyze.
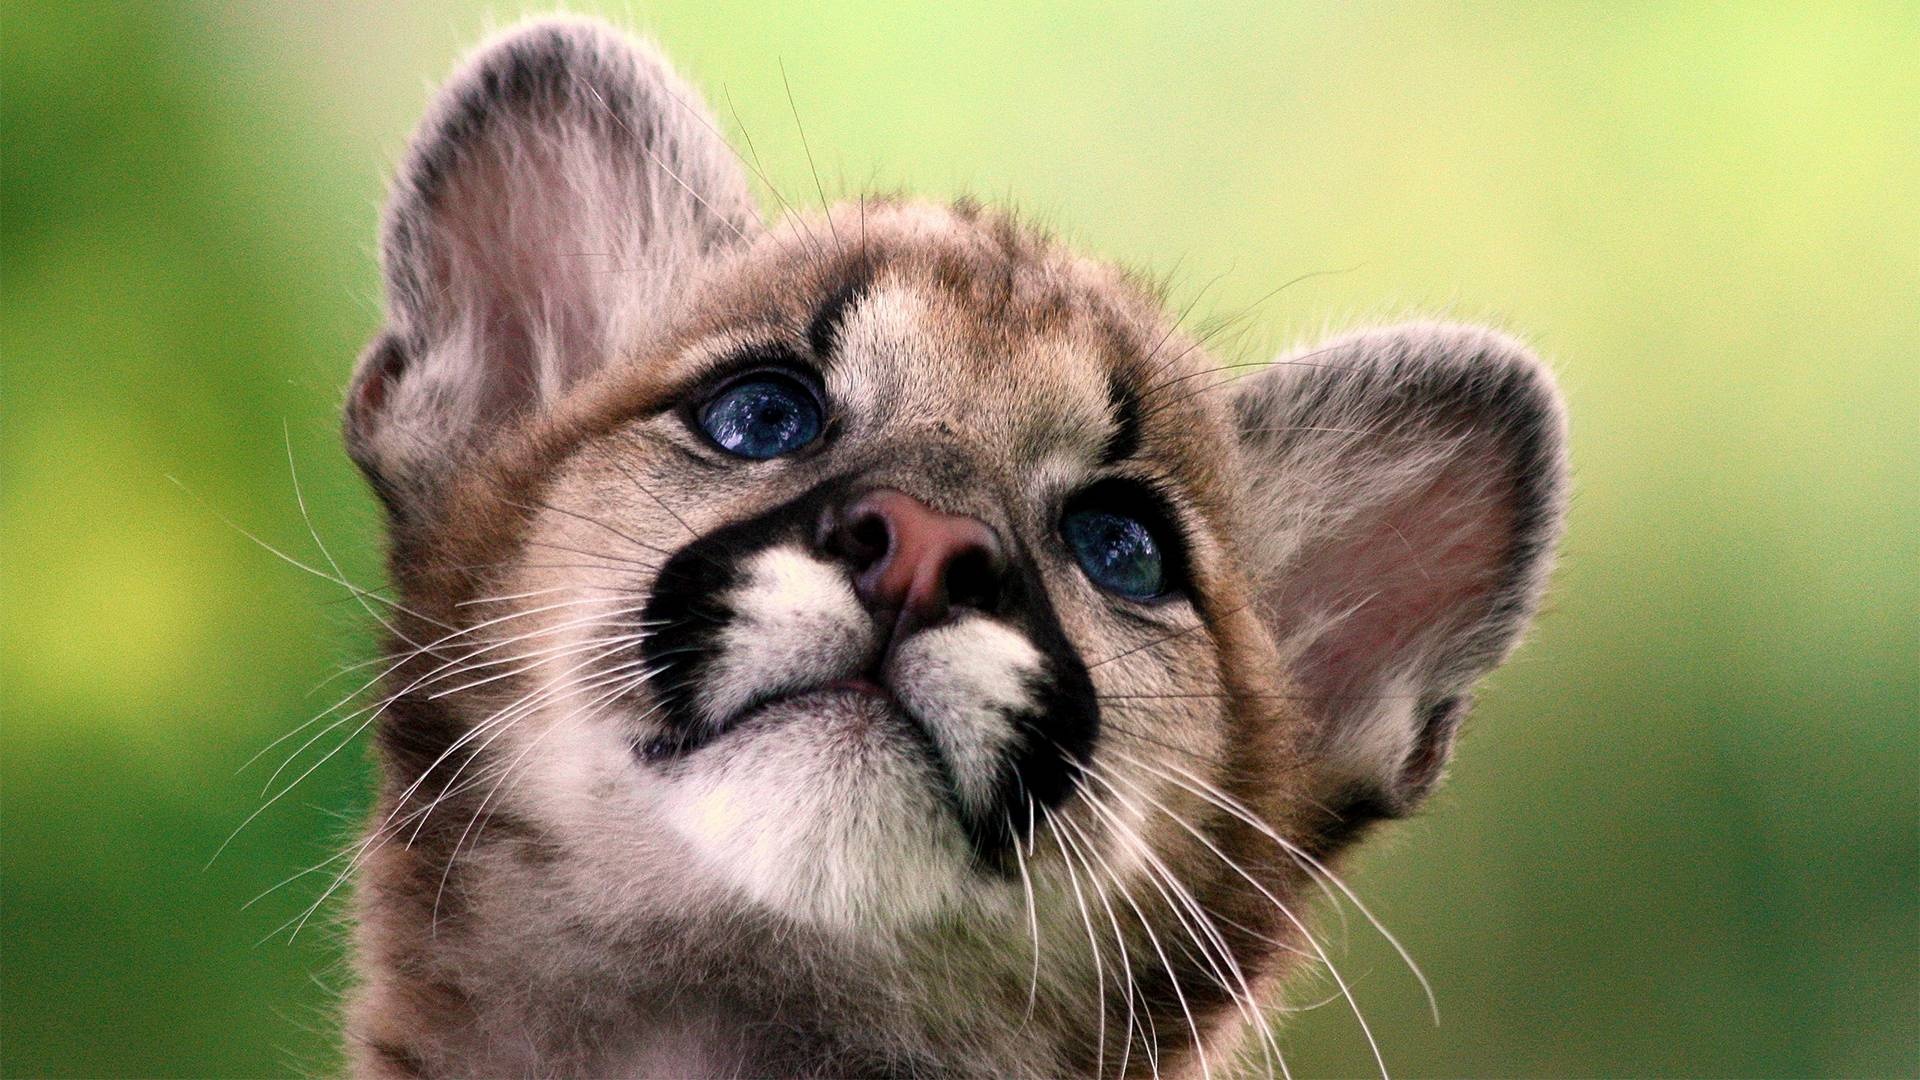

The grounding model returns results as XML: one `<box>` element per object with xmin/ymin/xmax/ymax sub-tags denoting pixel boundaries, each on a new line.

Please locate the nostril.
<box><xmin>944</xmin><ymin>545</ymin><xmax>1003</xmax><ymax>613</ymax></box>
<box><xmin>847</xmin><ymin>512</ymin><xmax>891</xmax><ymax>568</ymax></box>
<box><xmin>822</xmin><ymin>502</ymin><xmax>893</xmax><ymax>573</ymax></box>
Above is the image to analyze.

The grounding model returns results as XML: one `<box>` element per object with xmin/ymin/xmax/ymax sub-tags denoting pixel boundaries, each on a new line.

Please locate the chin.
<box><xmin>652</xmin><ymin>691</ymin><xmax>979</xmax><ymax>929</ymax></box>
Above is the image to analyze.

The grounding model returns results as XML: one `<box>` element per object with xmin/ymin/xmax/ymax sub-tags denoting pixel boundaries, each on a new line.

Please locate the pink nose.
<box><xmin>828</xmin><ymin>489</ymin><xmax>1007</xmax><ymax>639</ymax></box>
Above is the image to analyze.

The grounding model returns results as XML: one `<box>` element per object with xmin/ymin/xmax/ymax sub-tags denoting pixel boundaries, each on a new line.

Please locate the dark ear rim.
<box><xmin>1232</xmin><ymin>322</ymin><xmax>1570</xmax><ymax>813</ymax></box>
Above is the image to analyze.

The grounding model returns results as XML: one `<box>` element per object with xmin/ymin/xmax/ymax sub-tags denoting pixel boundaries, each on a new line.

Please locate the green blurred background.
<box><xmin>4</xmin><ymin>2</ymin><xmax>1915</xmax><ymax>1076</ymax></box>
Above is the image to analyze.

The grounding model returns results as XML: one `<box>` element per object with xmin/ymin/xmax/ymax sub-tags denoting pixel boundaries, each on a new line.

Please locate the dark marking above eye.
<box><xmin>807</xmin><ymin>277</ymin><xmax>869</xmax><ymax>358</ymax></box>
<box><xmin>1099</xmin><ymin>378</ymin><xmax>1143</xmax><ymax>465</ymax></box>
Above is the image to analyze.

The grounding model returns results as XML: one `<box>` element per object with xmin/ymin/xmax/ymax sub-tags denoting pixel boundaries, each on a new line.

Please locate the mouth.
<box><xmin>817</xmin><ymin>673</ymin><xmax>898</xmax><ymax>703</ymax></box>
<box><xmin>635</xmin><ymin>668</ymin><xmax>914</xmax><ymax>762</ymax></box>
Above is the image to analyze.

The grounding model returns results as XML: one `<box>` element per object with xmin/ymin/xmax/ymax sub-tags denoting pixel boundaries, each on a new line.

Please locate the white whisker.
<box><xmin>1049</xmin><ymin>800</ymin><xmax>1145</xmax><ymax>1078</ymax></box>
<box><xmin>1040</xmin><ymin>805</ymin><xmax>1109</xmax><ymax>1079</ymax></box>
<box><xmin>1080</xmin><ymin>762</ymin><xmax>1289</xmax><ymax>1079</ymax></box>
<box><xmin>1103</xmin><ymin>752</ymin><xmax>1394</xmax><ymax>1077</ymax></box>
<box><xmin>1126</xmin><ymin>751</ymin><xmax>1437</xmax><ymax>1024</ymax></box>
<box><xmin>1010</xmin><ymin>805</ymin><xmax>1043</xmax><ymax>1026</ymax></box>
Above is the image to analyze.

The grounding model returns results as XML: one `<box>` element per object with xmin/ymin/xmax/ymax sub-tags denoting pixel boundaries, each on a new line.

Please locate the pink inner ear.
<box><xmin>425</xmin><ymin>139</ymin><xmax>612</xmax><ymax>412</ymax></box>
<box><xmin>1284</xmin><ymin>447</ymin><xmax>1517</xmax><ymax>706</ymax></box>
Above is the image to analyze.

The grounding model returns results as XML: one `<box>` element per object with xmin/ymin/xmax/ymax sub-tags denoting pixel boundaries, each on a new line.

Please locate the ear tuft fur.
<box><xmin>346</xmin><ymin>16</ymin><xmax>757</xmax><ymax>517</ymax></box>
<box><xmin>1233</xmin><ymin>322</ymin><xmax>1568</xmax><ymax>814</ymax></box>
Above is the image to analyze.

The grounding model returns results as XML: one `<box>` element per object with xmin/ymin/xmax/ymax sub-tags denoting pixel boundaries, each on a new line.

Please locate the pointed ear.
<box><xmin>346</xmin><ymin>17</ymin><xmax>757</xmax><ymax>516</ymax></box>
<box><xmin>1232</xmin><ymin>323</ymin><xmax>1568</xmax><ymax>817</ymax></box>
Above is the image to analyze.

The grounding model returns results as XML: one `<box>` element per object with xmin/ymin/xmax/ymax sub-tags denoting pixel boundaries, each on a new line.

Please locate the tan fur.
<box><xmin>339</xmin><ymin>17</ymin><xmax>1566</xmax><ymax>1078</ymax></box>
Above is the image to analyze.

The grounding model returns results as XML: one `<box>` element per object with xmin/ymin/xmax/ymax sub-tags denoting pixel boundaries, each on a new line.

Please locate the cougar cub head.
<box><xmin>342</xmin><ymin>17</ymin><xmax>1566</xmax><ymax>1077</ymax></box>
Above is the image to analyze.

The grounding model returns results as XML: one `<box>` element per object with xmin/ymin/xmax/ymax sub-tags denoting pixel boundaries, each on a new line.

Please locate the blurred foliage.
<box><xmin>4</xmin><ymin>2</ymin><xmax>1916</xmax><ymax>1076</ymax></box>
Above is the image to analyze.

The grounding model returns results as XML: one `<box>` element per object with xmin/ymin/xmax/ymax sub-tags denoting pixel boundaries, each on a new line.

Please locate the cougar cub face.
<box><xmin>341</xmin><ymin>17</ymin><xmax>1566</xmax><ymax>1078</ymax></box>
<box><xmin>500</xmin><ymin>226</ymin><xmax>1268</xmax><ymax>927</ymax></box>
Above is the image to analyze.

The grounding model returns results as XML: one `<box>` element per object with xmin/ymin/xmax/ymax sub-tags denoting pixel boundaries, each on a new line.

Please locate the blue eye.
<box><xmin>697</xmin><ymin>374</ymin><xmax>823</xmax><ymax>459</ymax></box>
<box><xmin>1062</xmin><ymin>508</ymin><xmax>1167</xmax><ymax>599</ymax></box>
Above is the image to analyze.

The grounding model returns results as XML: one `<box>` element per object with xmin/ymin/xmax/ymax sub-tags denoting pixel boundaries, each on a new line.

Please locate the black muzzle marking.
<box><xmin>631</xmin><ymin>475</ymin><xmax>1098</xmax><ymax>863</ymax></box>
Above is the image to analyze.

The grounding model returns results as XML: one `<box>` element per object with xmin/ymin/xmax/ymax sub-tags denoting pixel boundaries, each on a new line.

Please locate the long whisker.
<box><xmin>1092</xmin><ymin>719</ymin><xmax>1233</xmax><ymax>768</ymax></box>
<box><xmin>778</xmin><ymin>61</ymin><xmax>839</xmax><ymax>251</ymax></box>
<box><xmin>280</xmin><ymin>425</ymin><xmax>434</xmax><ymax>654</ymax></box>
<box><xmin>429</xmin><ymin>673</ymin><xmax>668</xmax><ymax>931</ymax></box>
<box><xmin>1073</xmin><ymin>769</ymin><xmax>1250</xmax><ymax>1080</ymax></box>
<box><xmin>235</xmin><ymin>598</ymin><xmax>652</xmax><ymax>871</ymax></box>
<box><xmin>507</xmin><ymin>496</ymin><xmax>681</xmax><ymax>562</ymax></box>
<box><xmin>599</xmin><ymin>450</ymin><xmax>698</xmax><ymax>538</ymax></box>
<box><xmin>283</xmin><ymin>633</ymin><xmax>654</xmax><ymax>942</ymax></box>
<box><xmin>1085</xmin><ymin>599</ymin><xmax>1247</xmax><ymax>670</ymax></box>
<box><xmin>1128</xmin><ymin>752</ymin><xmax>1437</xmax><ymax>1024</ymax></box>
<box><xmin>1104</xmin><ymin>753</ymin><xmax>1394</xmax><ymax>1078</ymax></box>
<box><xmin>1138</xmin><ymin>268</ymin><xmax>1231</xmax><ymax>378</ymax></box>
<box><xmin>1140</xmin><ymin>265</ymin><xmax>1364</xmax><ymax>388</ymax></box>
<box><xmin>257</xmin><ymin>599</ymin><xmax>649</xmax><ymax>787</ymax></box>
<box><xmin>1049</xmin><ymin>806</ymin><xmax>1143</xmax><ymax>1078</ymax></box>
<box><xmin>1079</xmin><ymin>761</ymin><xmax>1289</xmax><ymax>1078</ymax></box>
<box><xmin>1009</xmin><ymin>802</ymin><xmax>1044</xmax><ymax>1026</ymax></box>
<box><xmin>645</xmin><ymin>73</ymin><xmax>815</xmax><ymax>259</ymax></box>
<box><xmin>1135</xmin><ymin>344</ymin><xmax>1357</xmax><ymax>425</ymax></box>
<box><xmin>387</xmin><ymin>634</ymin><xmax>651</xmax><ymax>847</ymax></box>
<box><xmin>1055</xmin><ymin>798</ymin><xmax>1192</xmax><ymax>1080</ymax></box>
<box><xmin>569</xmin><ymin>73</ymin><xmax>753</xmax><ymax>247</ymax></box>
<box><xmin>512</xmin><ymin>498</ymin><xmax>745</xmax><ymax>584</ymax></box>
<box><xmin>1040</xmin><ymin>804</ymin><xmax>1109</xmax><ymax>1079</ymax></box>
<box><xmin>519</xmin><ymin>539</ymin><xmax>658</xmax><ymax>571</ymax></box>
<box><xmin>169</xmin><ymin>474</ymin><xmax>454</xmax><ymax>632</ymax></box>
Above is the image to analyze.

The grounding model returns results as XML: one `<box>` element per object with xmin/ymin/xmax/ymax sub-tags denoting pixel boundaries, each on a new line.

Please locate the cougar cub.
<box><xmin>339</xmin><ymin>16</ymin><xmax>1566</xmax><ymax>1078</ymax></box>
